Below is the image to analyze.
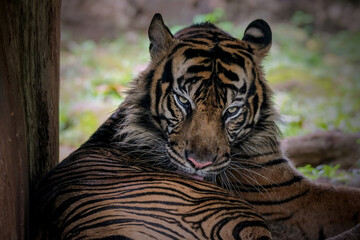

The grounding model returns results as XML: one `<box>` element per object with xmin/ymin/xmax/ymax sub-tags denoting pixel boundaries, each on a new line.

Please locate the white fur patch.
<box><xmin>245</xmin><ymin>27</ymin><xmax>264</xmax><ymax>38</ymax></box>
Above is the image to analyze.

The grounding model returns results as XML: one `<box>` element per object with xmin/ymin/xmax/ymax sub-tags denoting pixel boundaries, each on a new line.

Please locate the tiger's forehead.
<box><xmin>170</xmin><ymin>28</ymin><xmax>251</xmax><ymax>107</ymax></box>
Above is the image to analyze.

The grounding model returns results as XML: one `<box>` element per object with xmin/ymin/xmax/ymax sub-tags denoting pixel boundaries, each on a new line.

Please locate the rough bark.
<box><xmin>0</xmin><ymin>1</ymin><xmax>60</xmax><ymax>239</ymax></box>
<box><xmin>282</xmin><ymin>130</ymin><xmax>360</xmax><ymax>168</ymax></box>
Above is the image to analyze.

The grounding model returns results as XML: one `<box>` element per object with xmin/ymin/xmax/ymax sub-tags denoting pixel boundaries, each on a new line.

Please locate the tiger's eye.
<box><xmin>178</xmin><ymin>95</ymin><xmax>189</xmax><ymax>104</ymax></box>
<box><xmin>227</xmin><ymin>106</ymin><xmax>239</xmax><ymax>114</ymax></box>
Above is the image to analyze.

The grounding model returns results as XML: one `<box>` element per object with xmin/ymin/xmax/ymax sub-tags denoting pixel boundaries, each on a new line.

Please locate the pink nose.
<box><xmin>187</xmin><ymin>157</ymin><xmax>212</xmax><ymax>169</ymax></box>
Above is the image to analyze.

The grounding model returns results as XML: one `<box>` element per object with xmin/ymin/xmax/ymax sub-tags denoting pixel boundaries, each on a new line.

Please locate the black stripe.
<box><xmin>252</xmin><ymin>93</ymin><xmax>259</xmax><ymax>119</ymax></box>
<box><xmin>217</xmin><ymin>62</ymin><xmax>239</xmax><ymax>81</ymax></box>
<box><xmin>155</xmin><ymin>59</ymin><xmax>173</xmax><ymax>116</ymax></box>
<box><xmin>166</xmin><ymin>101</ymin><xmax>178</xmax><ymax>124</ymax></box>
<box><xmin>213</xmin><ymin>45</ymin><xmax>238</xmax><ymax>64</ymax></box>
<box><xmin>237</xmin><ymin>175</ymin><xmax>304</xmax><ymax>192</ymax></box>
<box><xmin>261</xmin><ymin>158</ymin><xmax>287</xmax><ymax>167</ymax></box>
<box><xmin>231</xmin><ymin>151</ymin><xmax>280</xmax><ymax>160</ymax></box>
<box><xmin>239</xmin><ymin>80</ymin><xmax>247</xmax><ymax>94</ymax></box>
<box><xmin>232</xmin><ymin>220</ymin><xmax>269</xmax><ymax>239</ymax></box>
<box><xmin>187</xmin><ymin>64</ymin><xmax>212</xmax><ymax>73</ymax></box>
<box><xmin>257</xmin><ymin>237</ymin><xmax>271</xmax><ymax>240</ymax></box>
<box><xmin>161</xmin><ymin>58</ymin><xmax>173</xmax><ymax>83</ymax></box>
<box><xmin>234</xmin><ymin>51</ymin><xmax>254</xmax><ymax>65</ymax></box>
<box><xmin>168</xmin><ymin>43</ymin><xmax>188</xmax><ymax>58</ymax></box>
<box><xmin>223</xmin><ymin>43</ymin><xmax>251</xmax><ymax>53</ymax></box>
<box><xmin>248</xmin><ymin>189</ymin><xmax>309</xmax><ymax>205</ymax></box>
<box><xmin>247</xmin><ymin>70</ymin><xmax>257</xmax><ymax>96</ymax></box>
<box><xmin>239</xmin><ymin>158</ymin><xmax>288</xmax><ymax>169</ymax></box>
<box><xmin>155</xmin><ymin>79</ymin><xmax>163</xmax><ymax>117</ymax></box>
<box><xmin>184</xmin><ymin>76</ymin><xmax>203</xmax><ymax>85</ymax></box>
<box><xmin>138</xmin><ymin>70</ymin><xmax>155</xmax><ymax>110</ymax></box>
<box><xmin>182</xmin><ymin>39</ymin><xmax>210</xmax><ymax>45</ymax></box>
<box><xmin>183</xmin><ymin>48</ymin><xmax>211</xmax><ymax>59</ymax></box>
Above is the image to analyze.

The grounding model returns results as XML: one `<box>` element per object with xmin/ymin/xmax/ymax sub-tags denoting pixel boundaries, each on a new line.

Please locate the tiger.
<box><xmin>32</xmin><ymin>111</ymin><xmax>271</xmax><ymax>240</ymax></box>
<box><xmin>111</xmin><ymin>14</ymin><xmax>360</xmax><ymax>239</ymax></box>
<box><xmin>32</xmin><ymin>13</ymin><xmax>360</xmax><ymax>239</ymax></box>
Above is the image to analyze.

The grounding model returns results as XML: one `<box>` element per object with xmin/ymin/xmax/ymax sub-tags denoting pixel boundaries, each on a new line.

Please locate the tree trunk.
<box><xmin>0</xmin><ymin>1</ymin><xmax>61</xmax><ymax>239</ymax></box>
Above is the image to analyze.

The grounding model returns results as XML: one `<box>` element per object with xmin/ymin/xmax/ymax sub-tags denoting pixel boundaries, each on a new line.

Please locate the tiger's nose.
<box><xmin>187</xmin><ymin>156</ymin><xmax>212</xmax><ymax>169</ymax></box>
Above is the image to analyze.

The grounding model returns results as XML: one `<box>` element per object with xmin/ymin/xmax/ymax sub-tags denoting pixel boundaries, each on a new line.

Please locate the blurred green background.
<box><xmin>59</xmin><ymin>1</ymin><xmax>360</xmax><ymax>181</ymax></box>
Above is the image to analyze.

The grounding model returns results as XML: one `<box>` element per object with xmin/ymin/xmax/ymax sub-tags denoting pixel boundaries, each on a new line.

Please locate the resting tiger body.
<box><xmin>32</xmin><ymin>112</ymin><xmax>271</xmax><ymax>240</ymax></box>
<box><xmin>33</xmin><ymin>14</ymin><xmax>360</xmax><ymax>239</ymax></box>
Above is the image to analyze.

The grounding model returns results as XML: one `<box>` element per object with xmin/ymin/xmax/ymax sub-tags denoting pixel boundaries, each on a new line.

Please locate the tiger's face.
<box><xmin>160</xmin><ymin>39</ymin><xmax>255</xmax><ymax>179</ymax></box>
<box><xmin>121</xmin><ymin>14</ymin><xmax>277</xmax><ymax>181</ymax></box>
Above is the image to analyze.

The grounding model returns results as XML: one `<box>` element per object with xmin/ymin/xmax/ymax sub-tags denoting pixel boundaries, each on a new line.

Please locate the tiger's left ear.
<box><xmin>148</xmin><ymin>13</ymin><xmax>174</xmax><ymax>59</ymax></box>
<box><xmin>242</xmin><ymin>19</ymin><xmax>272</xmax><ymax>60</ymax></box>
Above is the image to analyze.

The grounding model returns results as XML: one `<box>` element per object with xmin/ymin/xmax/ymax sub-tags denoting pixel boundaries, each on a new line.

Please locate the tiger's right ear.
<box><xmin>148</xmin><ymin>13</ymin><xmax>174</xmax><ymax>59</ymax></box>
<box><xmin>242</xmin><ymin>19</ymin><xmax>272</xmax><ymax>60</ymax></box>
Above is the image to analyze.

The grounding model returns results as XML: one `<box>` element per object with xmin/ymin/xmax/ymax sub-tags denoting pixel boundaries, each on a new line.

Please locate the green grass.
<box><xmin>298</xmin><ymin>164</ymin><xmax>341</xmax><ymax>181</ymax></box>
<box><xmin>297</xmin><ymin>164</ymin><xmax>357</xmax><ymax>184</ymax></box>
<box><xmin>266</xmin><ymin>23</ymin><xmax>360</xmax><ymax>138</ymax></box>
<box><xmin>60</xmin><ymin>36</ymin><xmax>150</xmax><ymax>146</ymax></box>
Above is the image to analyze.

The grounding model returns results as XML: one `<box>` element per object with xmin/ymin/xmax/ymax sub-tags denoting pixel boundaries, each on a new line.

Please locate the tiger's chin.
<box><xmin>173</xmin><ymin>163</ymin><xmax>217</xmax><ymax>182</ymax></box>
<box><xmin>176</xmin><ymin>170</ymin><xmax>205</xmax><ymax>181</ymax></box>
<box><xmin>171</xmin><ymin>161</ymin><xmax>208</xmax><ymax>181</ymax></box>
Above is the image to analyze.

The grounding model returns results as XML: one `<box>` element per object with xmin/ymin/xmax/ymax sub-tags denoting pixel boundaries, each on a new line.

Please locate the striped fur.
<box><xmin>32</xmin><ymin>111</ymin><xmax>271</xmax><ymax>240</ymax></box>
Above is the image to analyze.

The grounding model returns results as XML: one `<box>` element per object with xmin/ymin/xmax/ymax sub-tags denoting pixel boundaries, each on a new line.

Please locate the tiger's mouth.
<box><xmin>165</xmin><ymin>144</ymin><xmax>229</xmax><ymax>182</ymax></box>
<box><xmin>166</xmin><ymin>146</ymin><xmax>209</xmax><ymax>180</ymax></box>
